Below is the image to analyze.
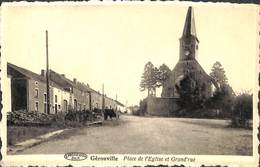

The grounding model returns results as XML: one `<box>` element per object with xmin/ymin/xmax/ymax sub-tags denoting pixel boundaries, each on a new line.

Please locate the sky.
<box><xmin>1</xmin><ymin>3</ymin><xmax>258</xmax><ymax>106</ymax></box>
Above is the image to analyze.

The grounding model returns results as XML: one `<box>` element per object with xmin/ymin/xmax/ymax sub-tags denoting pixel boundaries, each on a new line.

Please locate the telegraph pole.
<box><xmin>102</xmin><ymin>83</ymin><xmax>105</xmax><ymax>112</ymax></box>
<box><xmin>89</xmin><ymin>91</ymin><xmax>92</xmax><ymax>111</ymax></box>
<box><xmin>46</xmin><ymin>30</ymin><xmax>50</xmax><ymax>114</ymax></box>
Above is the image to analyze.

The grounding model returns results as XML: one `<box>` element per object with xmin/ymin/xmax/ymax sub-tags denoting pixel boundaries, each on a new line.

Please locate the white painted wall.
<box><xmin>53</xmin><ymin>86</ymin><xmax>70</xmax><ymax>113</ymax></box>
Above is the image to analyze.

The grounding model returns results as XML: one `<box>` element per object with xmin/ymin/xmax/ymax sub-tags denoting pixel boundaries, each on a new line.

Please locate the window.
<box><xmin>74</xmin><ymin>99</ymin><xmax>77</xmax><ymax>110</ymax></box>
<box><xmin>55</xmin><ymin>95</ymin><xmax>57</xmax><ymax>103</ymax></box>
<box><xmin>44</xmin><ymin>93</ymin><xmax>47</xmax><ymax>102</ymax></box>
<box><xmin>58</xmin><ymin>105</ymin><xmax>61</xmax><ymax>110</ymax></box>
<box><xmin>55</xmin><ymin>104</ymin><xmax>58</xmax><ymax>114</ymax></box>
<box><xmin>35</xmin><ymin>102</ymin><xmax>39</xmax><ymax>112</ymax></box>
<box><xmin>44</xmin><ymin>93</ymin><xmax>47</xmax><ymax>113</ymax></box>
<box><xmin>44</xmin><ymin>103</ymin><xmax>47</xmax><ymax>113</ymax></box>
<box><xmin>35</xmin><ymin>89</ymin><xmax>39</xmax><ymax>98</ymax></box>
<box><xmin>35</xmin><ymin>81</ymin><xmax>38</xmax><ymax>85</ymax></box>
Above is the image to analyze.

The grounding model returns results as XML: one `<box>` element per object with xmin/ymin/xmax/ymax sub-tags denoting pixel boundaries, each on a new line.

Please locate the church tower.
<box><xmin>161</xmin><ymin>6</ymin><xmax>213</xmax><ymax>98</ymax></box>
<box><xmin>179</xmin><ymin>6</ymin><xmax>199</xmax><ymax>61</ymax></box>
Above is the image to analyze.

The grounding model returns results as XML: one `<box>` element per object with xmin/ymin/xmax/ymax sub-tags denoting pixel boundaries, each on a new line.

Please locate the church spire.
<box><xmin>182</xmin><ymin>6</ymin><xmax>197</xmax><ymax>38</ymax></box>
<box><xmin>179</xmin><ymin>6</ymin><xmax>199</xmax><ymax>61</ymax></box>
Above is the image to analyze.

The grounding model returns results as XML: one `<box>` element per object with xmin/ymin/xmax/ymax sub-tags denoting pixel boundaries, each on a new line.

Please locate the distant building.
<box><xmin>115</xmin><ymin>100</ymin><xmax>125</xmax><ymax>113</ymax></box>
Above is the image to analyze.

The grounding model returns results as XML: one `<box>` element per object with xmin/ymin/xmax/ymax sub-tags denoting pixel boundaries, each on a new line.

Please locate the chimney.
<box><xmin>61</xmin><ymin>74</ymin><xmax>65</xmax><ymax>77</ymax></box>
<box><xmin>41</xmin><ymin>69</ymin><xmax>45</xmax><ymax>77</ymax></box>
<box><xmin>73</xmin><ymin>78</ymin><xmax>77</xmax><ymax>84</ymax></box>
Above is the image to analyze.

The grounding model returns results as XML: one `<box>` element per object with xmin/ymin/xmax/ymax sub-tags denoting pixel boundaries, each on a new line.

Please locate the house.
<box><xmin>7</xmin><ymin>62</ymin><xmax>124</xmax><ymax>114</ymax></box>
<box><xmin>88</xmin><ymin>88</ymin><xmax>102</xmax><ymax>110</ymax></box>
<box><xmin>49</xmin><ymin>70</ymin><xmax>91</xmax><ymax>111</ymax></box>
<box><xmin>115</xmin><ymin>100</ymin><xmax>125</xmax><ymax>113</ymax></box>
<box><xmin>7</xmin><ymin>63</ymin><xmax>69</xmax><ymax>114</ymax></box>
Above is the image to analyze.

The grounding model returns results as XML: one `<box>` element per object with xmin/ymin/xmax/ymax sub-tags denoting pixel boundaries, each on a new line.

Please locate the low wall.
<box><xmin>146</xmin><ymin>97</ymin><xmax>180</xmax><ymax>117</ymax></box>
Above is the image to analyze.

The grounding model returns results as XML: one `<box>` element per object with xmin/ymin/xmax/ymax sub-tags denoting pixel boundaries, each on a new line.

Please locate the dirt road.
<box><xmin>19</xmin><ymin>115</ymin><xmax>252</xmax><ymax>155</ymax></box>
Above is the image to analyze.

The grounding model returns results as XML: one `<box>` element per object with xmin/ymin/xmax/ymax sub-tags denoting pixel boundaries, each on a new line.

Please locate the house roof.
<box><xmin>8</xmin><ymin>63</ymin><xmax>45</xmax><ymax>82</ymax></box>
<box><xmin>115</xmin><ymin>100</ymin><xmax>125</xmax><ymax>107</ymax></box>
<box><xmin>7</xmin><ymin>63</ymin><xmax>64</xmax><ymax>89</ymax></box>
<box><xmin>49</xmin><ymin>70</ymin><xmax>92</xmax><ymax>93</ymax></box>
<box><xmin>8</xmin><ymin>62</ymin><xmax>125</xmax><ymax>105</ymax></box>
<box><xmin>49</xmin><ymin>71</ymin><xmax>125</xmax><ymax>105</ymax></box>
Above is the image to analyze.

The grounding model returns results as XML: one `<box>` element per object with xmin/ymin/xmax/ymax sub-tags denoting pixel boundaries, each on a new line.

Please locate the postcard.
<box><xmin>0</xmin><ymin>2</ymin><xmax>259</xmax><ymax>166</ymax></box>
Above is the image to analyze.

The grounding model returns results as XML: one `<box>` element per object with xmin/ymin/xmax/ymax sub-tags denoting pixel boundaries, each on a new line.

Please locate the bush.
<box><xmin>206</xmin><ymin>84</ymin><xmax>234</xmax><ymax>119</ymax></box>
<box><xmin>7</xmin><ymin>110</ymin><xmax>56</xmax><ymax>126</ymax></box>
<box><xmin>7</xmin><ymin>109</ymin><xmax>103</xmax><ymax>127</ymax></box>
<box><xmin>139</xmin><ymin>99</ymin><xmax>147</xmax><ymax>116</ymax></box>
<box><xmin>231</xmin><ymin>93</ymin><xmax>252</xmax><ymax>128</ymax></box>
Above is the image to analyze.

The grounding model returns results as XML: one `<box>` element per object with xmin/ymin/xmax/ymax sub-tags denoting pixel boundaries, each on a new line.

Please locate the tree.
<box><xmin>209</xmin><ymin>84</ymin><xmax>234</xmax><ymax>118</ymax></box>
<box><xmin>210</xmin><ymin>61</ymin><xmax>228</xmax><ymax>87</ymax></box>
<box><xmin>140</xmin><ymin>62</ymin><xmax>157</xmax><ymax>97</ymax></box>
<box><xmin>157</xmin><ymin>64</ymin><xmax>171</xmax><ymax>87</ymax></box>
<box><xmin>176</xmin><ymin>74</ymin><xmax>207</xmax><ymax>112</ymax></box>
<box><xmin>209</xmin><ymin>61</ymin><xmax>234</xmax><ymax>118</ymax></box>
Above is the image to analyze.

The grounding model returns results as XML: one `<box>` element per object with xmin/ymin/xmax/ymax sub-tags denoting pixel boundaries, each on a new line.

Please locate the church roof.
<box><xmin>172</xmin><ymin>60</ymin><xmax>211</xmax><ymax>81</ymax></box>
<box><xmin>182</xmin><ymin>6</ymin><xmax>199</xmax><ymax>42</ymax></box>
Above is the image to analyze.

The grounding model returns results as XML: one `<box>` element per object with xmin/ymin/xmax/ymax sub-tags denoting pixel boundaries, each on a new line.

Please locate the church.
<box><xmin>161</xmin><ymin>6</ymin><xmax>214</xmax><ymax>99</ymax></box>
<box><xmin>146</xmin><ymin>7</ymin><xmax>217</xmax><ymax>116</ymax></box>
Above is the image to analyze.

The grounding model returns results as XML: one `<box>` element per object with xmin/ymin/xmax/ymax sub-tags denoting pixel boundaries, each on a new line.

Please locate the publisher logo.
<box><xmin>64</xmin><ymin>152</ymin><xmax>88</xmax><ymax>161</ymax></box>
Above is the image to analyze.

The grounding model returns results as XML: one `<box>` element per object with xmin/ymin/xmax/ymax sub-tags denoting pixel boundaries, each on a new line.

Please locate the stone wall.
<box><xmin>146</xmin><ymin>97</ymin><xmax>180</xmax><ymax>117</ymax></box>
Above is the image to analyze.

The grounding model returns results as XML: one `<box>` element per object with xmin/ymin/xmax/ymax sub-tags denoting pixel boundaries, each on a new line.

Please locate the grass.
<box><xmin>7</xmin><ymin>119</ymin><xmax>104</xmax><ymax>147</ymax></box>
<box><xmin>7</xmin><ymin>125</ymin><xmax>63</xmax><ymax>146</ymax></box>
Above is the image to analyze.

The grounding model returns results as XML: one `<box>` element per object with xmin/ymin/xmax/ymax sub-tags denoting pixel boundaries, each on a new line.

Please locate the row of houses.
<box><xmin>7</xmin><ymin>62</ymin><xmax>125</xmax><ymax>114</ymax></box>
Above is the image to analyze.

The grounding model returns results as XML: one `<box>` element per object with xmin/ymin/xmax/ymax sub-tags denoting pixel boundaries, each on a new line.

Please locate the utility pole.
<box><xmin>102</xmin><ymin>83</ymin><xmax>105</xmax><ymax>112</ymax></box>
<box><xmin>46</xmin><ymin>30</ymin><xmax>50</xmax><ymax>114</ymax></box>
<box><xmin>89</xmin><ymin>91</ymin><xmax>92</xmax><ymax>111</ymax></box>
